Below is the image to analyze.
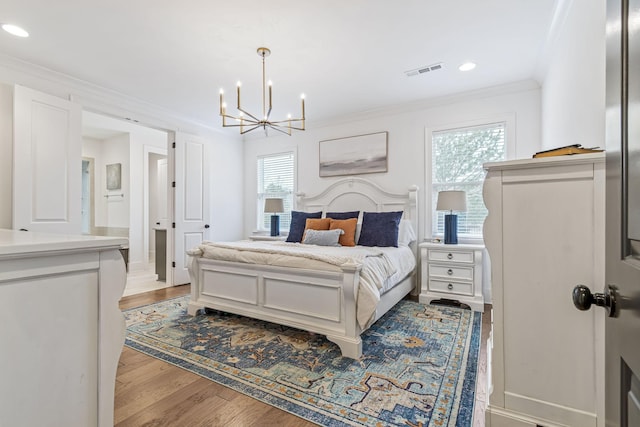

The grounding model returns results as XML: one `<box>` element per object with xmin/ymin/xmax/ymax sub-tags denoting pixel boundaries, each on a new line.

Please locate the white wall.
<box><xmin>243</xmin><ymin>81</ymin><xmax>542</xmax><ymax>241</ymax></box>
<box><xmin>102</xmin><ymin>134</ymin><xmax>131</xmax><ymax>227</ymax></box>
<box><xmin>539</xmin><ymin>0</ymin><xmax>606</xmax><ymax>150</ymax></box>
<box><xmin>82</xmin><ymin>135</ymin><xmax>123</xmax><ymax>229</ymax></box>
<box><xmin>209</xmin><ymin>137</ymin><xmax>244</xmax><ymax>242</ymax></box>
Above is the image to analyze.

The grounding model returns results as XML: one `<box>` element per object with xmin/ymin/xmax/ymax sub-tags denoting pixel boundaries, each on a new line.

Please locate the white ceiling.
<box><xmin>0</xmin><ymin>1</ymin><xmax>560</xmax><ymax>132</ymax></box>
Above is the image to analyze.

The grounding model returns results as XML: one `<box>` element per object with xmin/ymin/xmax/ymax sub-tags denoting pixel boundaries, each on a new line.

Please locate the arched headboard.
<box><xmin>296</xmin><ymin>177</ymin><xmax>419</xmax><ymax>253</ymax></box>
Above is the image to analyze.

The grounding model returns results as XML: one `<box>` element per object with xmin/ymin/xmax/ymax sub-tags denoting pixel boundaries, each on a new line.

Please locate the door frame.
<box><xmin>81</xmin><ymin>156</ymin><xmax>96</xmax><ymax>234</ymax></box>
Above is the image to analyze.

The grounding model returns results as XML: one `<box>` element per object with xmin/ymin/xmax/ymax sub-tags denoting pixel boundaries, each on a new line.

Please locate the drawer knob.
<box><xmin>447</xmin><ymin>253</ymin><xmax>453</xmax><ymax>259</ymax></box>
<box><xmin>447</xmin><ymin>269</ymin><xmax>453</xmax><ymax>275</ymax></box>
<box><xmin>448</xmin><ymin>283</ymin><xmax>454</xmax><ymax>290</ymax></box>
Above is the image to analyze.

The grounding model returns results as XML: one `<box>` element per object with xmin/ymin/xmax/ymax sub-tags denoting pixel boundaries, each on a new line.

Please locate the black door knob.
<box><xmin>572</xmin><ymin>284</ymin><xmax>618</xmax><ymax>318</ymax></box>
<box><xmin>204</xmin><ymin>224</ymin><xmax>210</xmax><ymax>229</ymax></box>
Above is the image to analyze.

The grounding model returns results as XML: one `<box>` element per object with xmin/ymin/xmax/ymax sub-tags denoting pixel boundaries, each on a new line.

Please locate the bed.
<box><xmin>186</xmin><ymin>177</ymin><xmax>419</xmax><ymax>359</ymax></box>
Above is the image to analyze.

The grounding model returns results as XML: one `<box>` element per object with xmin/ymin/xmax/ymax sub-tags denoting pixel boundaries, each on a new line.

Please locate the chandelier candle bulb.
<box><xmin>236</xmin><ymin>82</ymin><xmax>241</xmax><ymax>110</ymax></box>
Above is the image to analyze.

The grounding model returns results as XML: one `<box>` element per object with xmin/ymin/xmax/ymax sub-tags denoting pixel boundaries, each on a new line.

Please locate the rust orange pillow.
<box><xmin>303</xmin><ymin>218</ymin><xmax>331</xmax><ymax>241</ymax></box>
<box><xmin>330</xmin><ymin>218</ymin><xmax>358</xmax><ymax>247</ymax></box>
<box><xmin>305</xmin><ymin>218</ymin><xmax>331</xmax><ymax>230</ymax></box>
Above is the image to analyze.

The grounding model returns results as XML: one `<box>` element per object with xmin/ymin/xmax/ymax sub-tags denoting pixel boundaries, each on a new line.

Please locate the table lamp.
<box><xmin>264</xmin><ymin>198</ymin><xmax>284</xmax><ymax>236</ymax></box>
<box><xmin>436</xmin><ymin>191</ymin><xmax>467</xmax><ymax>244</ymax></box>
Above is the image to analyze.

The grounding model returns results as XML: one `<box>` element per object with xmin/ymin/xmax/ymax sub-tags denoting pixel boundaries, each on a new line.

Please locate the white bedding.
<box><xmin>188</xmin><ymin>240</ymin><xmax>416</xmax><ymax>329</ymax></box>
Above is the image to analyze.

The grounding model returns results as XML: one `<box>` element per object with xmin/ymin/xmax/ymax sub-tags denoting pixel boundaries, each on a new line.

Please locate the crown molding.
<box><xmin>0</xmin><ymin>52</ymin><xmax>237</xmax><ymax>139</ymax></box>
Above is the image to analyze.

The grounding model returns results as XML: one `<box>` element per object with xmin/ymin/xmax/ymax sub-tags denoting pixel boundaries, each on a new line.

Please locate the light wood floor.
<box><xmin>115</xmin><ymin>285</ymin><xmax>490</xmax><ymax>426</ymax></box>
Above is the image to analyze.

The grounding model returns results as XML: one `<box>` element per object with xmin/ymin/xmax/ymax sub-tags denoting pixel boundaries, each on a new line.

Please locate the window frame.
<box><xmin>425</xmin><ymin>114</ymin><xmax>515</xmax><ymax>243</ymax></box>
<box><xmin>256</xmin><ymin>150</ymin><xmax>296</xmax><ymax>233</ymax></box>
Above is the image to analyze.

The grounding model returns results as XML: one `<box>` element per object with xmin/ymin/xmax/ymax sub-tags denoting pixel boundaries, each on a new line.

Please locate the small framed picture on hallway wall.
<box><xmin>106</xmin><ymin>163</ymin><xmax>122</xmax><ymax>190</ymax></box>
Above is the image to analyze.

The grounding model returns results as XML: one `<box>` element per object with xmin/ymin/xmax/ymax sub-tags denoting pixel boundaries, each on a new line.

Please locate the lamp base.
<box><xmin>270</xmin><ymin>215</ymin><xmax>280</xmax><ymax>236</ymax></box>
<box><xmin>444</xmin><ymin>214</ymin><xmax>458</xmax><ymax>244</ymax></box>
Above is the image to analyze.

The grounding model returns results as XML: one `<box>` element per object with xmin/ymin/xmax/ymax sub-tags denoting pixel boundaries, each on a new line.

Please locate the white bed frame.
<box><xmin>187</xmin><ymin>178</ymin><xmax>419</xmax><ymax>359</ymax></box>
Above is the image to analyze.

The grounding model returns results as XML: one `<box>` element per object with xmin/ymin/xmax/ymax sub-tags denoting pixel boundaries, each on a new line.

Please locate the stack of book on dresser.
<box><xmin>533</xmin><ymin>144</ymin><xmax>604</xmax><ymax>158</ymax></box>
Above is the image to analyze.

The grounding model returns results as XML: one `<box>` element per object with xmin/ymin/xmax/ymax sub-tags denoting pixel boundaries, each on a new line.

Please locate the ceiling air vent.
<box><xmin>405</xmin><ymin>62</ymin><xmax>444</xmax><ymax>77</ymax></box>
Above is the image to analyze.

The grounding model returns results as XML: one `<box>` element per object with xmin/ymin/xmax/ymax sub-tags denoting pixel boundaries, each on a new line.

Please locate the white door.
<box><xmin>13</xmin><ymin>85</ymin><xmax>82</xmax><ymax>234</ymax></box>
<box><xmin>172</xmin><ymin>132</ymin><xmax>210</xmax><ymax>285</ymax></box>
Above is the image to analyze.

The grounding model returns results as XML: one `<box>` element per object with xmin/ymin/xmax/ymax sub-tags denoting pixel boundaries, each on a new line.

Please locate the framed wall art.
<box><xmin>106</xmin><ymin>163</ymin><xmax>122</xmax><ymax>190</ymax></box>
<box><xmin>319</xmin><ymin>131</ymin><xmax>388</xmax><ymax>177</ymax></box>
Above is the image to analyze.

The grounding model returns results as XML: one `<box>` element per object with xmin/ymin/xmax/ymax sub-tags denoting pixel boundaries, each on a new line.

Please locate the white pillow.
<box><xmin>398</xmin><ymin>219</ymin><xmax>416</xmax><ymax>247</ymax></box>
<box><xmin>302</xmin><ymin>229</ymin><xmax>343</xmax><ymax>246</ymax></box>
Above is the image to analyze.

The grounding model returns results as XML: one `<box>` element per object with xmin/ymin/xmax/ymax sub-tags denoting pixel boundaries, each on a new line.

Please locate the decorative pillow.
<box><xmin>305</xmin><ymin>218</ymin><xmax>331</xmax><ymax>231</ymax></box>
<box><xmin>397</xmin><ymin>219</ymin><xmax>417</xmax><ymax>247</ymax></box>
<box><xmin>302</xmin><ymin>229</ymin><xmax>343</xmax><ymax>246</ymax></box>
<box><xmin>357</xmin><ymin>211</ymin><xmax>403</xmax><ymax>247</ymax></box>
<box><xmin>302</xmin><ymin>218</ymin><xmax>331</xmax><ymax>241</ymax></box>
<box><xmin>286</xmin><ymin>211</ymin><xmax>322</xmax><ymax>243</ymax></box>
<box><xmin>326</xmin><ymin>211</ymin><xmax>360</xmax><ymax>220</ymax></box>
<box><xmin>329</xmin><ymin>218</ymin><xmax>358</xmax><ymax>247</ymax></box>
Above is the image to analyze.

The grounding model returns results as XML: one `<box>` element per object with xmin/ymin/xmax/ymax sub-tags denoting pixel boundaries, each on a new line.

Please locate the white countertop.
<box><xmin>0</xmin><ymin>229</ymin><xmax>128</xmax><ymax>257</ymax></box>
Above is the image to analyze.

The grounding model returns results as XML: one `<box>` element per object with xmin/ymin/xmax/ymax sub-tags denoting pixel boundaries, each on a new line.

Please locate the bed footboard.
<box><xmin>187</xmin><ymin>254</ymin><xmax>364</xmax><ymax>359</ymax></box>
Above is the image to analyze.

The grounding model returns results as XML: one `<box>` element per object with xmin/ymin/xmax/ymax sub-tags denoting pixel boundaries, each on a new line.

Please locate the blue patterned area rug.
<box><xmin>124</xmin><ymin>297</ymin><xmax>481</xmax><ymax>426</ymax></box>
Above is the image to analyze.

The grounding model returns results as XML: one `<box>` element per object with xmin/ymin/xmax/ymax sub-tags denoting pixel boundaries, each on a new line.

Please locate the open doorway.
<box><xmin>81</xmin><ymin>111</ymin><xmax>170</xmax><ymax>296</ymax></box>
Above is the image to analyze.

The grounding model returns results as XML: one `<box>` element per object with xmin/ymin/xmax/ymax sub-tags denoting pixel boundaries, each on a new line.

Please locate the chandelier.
<box><xmin>219</xmin><ymin>47</ymin><xmax>306</xmax><ymax>136</ymax></box>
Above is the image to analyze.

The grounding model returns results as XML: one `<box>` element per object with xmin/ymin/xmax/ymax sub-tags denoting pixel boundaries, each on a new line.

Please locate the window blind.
<box><xmin>431</xmin><ymin>122</ymin><xmax>506</xmax><ymax>238</ymax></box>
<box><xmin>257</xmin><ymin>152</ymin><xmax>294</xmax><ymax>231</ymax></box>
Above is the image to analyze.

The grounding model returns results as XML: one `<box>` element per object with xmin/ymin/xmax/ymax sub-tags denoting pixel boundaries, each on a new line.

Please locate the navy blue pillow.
<box><xmin>286</xmin><ymin>211</ymin><xmax>322</xmax><ymax>243</ymax></box>
<box><xmin>357</xmin><ymin>211</ymin><xmax>403</xmax><ymax>247</ymax></box>
<box><xmin>326</xmin><ymin>211</ymin><xmax>360</xmax><ymax>220</ymax></box>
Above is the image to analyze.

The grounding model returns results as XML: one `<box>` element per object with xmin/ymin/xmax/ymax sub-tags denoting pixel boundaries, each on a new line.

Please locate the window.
<box><xmin>257</xmin><ymin>152</ymin><xmax>294</xmax><ymax>232</ymax></box>
<box><xmin>431</xmin><ymin>122</ymin><xmax>506</xmax><ymax>239</ymax></box>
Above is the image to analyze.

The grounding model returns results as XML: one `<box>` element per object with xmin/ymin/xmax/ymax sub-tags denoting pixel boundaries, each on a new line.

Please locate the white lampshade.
<box><xmin>264</xmin><ymin>198</ymin><xmax>284</xmax><ymax>213</ymax></box>
<box><xmin>436</xmin><ymin>191</ymin><xmax>467</xmax><ymax>212</ymax></box>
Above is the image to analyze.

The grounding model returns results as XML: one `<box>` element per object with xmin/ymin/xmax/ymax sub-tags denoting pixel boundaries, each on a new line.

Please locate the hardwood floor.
<box><xmin>115</xmin><ymin>285</ymin><xmax>490</xmax><ymax>426</ymax></box>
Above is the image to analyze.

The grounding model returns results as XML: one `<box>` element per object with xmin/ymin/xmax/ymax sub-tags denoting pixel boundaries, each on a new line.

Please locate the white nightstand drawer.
<box><xmin>429</xmin><ymin>279</ymin><xmax>473</xmax><ymax>296</ymax></box>
<box><xmin>429</xmin><ymin>264</ymin><xmax>473</xmax><ymax>281</ymax></box>
<box><xmin>428</xmin><ymin>249</ymin><xmax>474</xmax><ymax>264</ymax></box>
<box><xmin>419</xmin><ymin>242</ymin><xmax>484</xmax><ymax>312</ymax></box>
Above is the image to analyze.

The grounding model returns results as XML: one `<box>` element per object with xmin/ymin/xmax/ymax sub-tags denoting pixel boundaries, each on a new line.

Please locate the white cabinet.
<box><xmin>0</xmin><ymin>229</ymin><xmax>127</xmax><ymax>427</ymax></box>
<box><xmin>483</xmin><ymin>154</ymin><xmax>605</xmax><ymax>427</ymax></box>
<box><xmin>419</xmin><ymin>242</ymin><xmax>484</xmax><ymax>312</ymax></box>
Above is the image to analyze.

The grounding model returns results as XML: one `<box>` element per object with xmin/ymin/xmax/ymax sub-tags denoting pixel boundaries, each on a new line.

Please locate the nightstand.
<box><xmin>419</xmin><ymin>242</ymin><xmax>484</xmax><ymax>312</ymax></box>
<box><xmin>248</xmin><ymin>235</ymin><xmax>286</xmax><ymax>241</ymax></box>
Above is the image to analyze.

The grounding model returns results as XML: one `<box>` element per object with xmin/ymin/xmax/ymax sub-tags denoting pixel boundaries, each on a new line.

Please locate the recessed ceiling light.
<box><xmin>2</xmin><ymin>24</ymin><xmax>29</xmax><ymax>38</ymax></box>
<box><xmin>459</xmin><ymin>62</ymin><xmax>476</xmax><ymax>72</ymax></box>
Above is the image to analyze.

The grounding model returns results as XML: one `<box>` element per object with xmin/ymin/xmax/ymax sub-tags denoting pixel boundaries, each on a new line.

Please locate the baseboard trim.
<box><xmin>488</xmin><ymin>393</ymin><xmax>597</xmax><ymax>427</ymax></box>
<box><xmin>503</xmin><ymin>392</ymin><xmax>596</xmax><ymax>427</ymax></box>
<box><xmin>486</xmin><ymin>406</ymin><xmax>540</xmax><ymax>427</ymax></box>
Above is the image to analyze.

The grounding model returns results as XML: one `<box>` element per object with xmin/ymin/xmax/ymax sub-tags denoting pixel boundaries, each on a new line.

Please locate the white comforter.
<box><xmin>188</xmin><ymin>240</ymin><xmax>415</xmax><ymax>328</ymax></box>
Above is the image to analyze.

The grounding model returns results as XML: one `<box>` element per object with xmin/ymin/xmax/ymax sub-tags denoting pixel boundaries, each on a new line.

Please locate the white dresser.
<box><xmin>0</xmin><ymin>229</ymin><xmax>127</xmax><ymax>427</ymax></box>
<box><xmin>483</xmin><ymin>154</ymin><xmax>605</xmax><ymax>427</ymax></box>
<box><xmin>419</xmin><ymin>242</ymin><xmax>484</xmax><ymax>312</ymax></box>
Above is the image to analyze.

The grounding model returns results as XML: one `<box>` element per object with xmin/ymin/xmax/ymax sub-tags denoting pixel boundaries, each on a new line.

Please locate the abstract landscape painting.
<box><xmin>319</xmin><ymin>131</ymin><xmax>388</xmax><ymax>177</ymax></box>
